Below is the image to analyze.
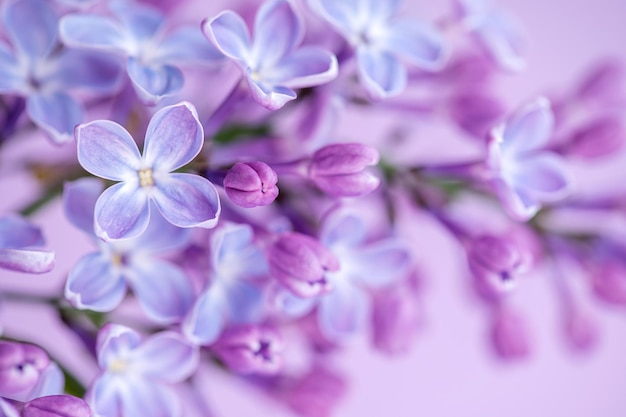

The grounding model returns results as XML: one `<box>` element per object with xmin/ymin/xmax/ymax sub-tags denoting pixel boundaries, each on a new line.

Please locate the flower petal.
<box><xmin>0</xmin><ymin>215</ymin><xmax>45</xmax><ymax>249</ymax></box>
<box><xmin>88</xmin><ymin>374</ymin><xmax>123</xmax><ymax>417</ymax></box>
<box><xmin>493</xmin><ymin>178</ymin><xmax>540</xmax><ymax>221</ymax></box>
<box><xmin>0</xmin><ymin>43</ymin><xmax>25</xmax><ymax>93</ymax></box>
<box><xmin>118</xmin><ymin>378</ymin><xmax>178</xmax><ymax>417</ymax></box>
<box><xmin>125</xmin><ymin>259</ymin><xmax>195</xmax><ymax>324</ymax></box>
<box><xmin>225</xmin><ymin>280</ymin><xmax>266</xmax><ymax>324</ymax></box>
<box><xmin>202</xmin><ymin>11</ymin><xmax>252</xmax><ymax>64</ymax></box>
<box><xmin>307</xmin><ymin>0</ymin><xmax>358</xmax><ymax>39</ymax></box>
<box><xmin>65</xmin><ymin>252</ymin><xmax>127</xmax><ymax>312</ymax></box>
<box><xmin>319</xmin><ymin>210</ymin><xmax>367</xmax><ymax>248</ymax></box>
<box><xmin>129</xmin><ymin>332</ymin><xmax>198</xmax><ymax>382</ymax></box>
<box><xmin>59</xmin><ymin>14</ymin><xmax>131</xmax><ymax>53</ymax></box>
<box><xmin>475</xmin><ymin>9</ymin><xmax>526</xmax><ymax>72</ymax></box>
<box><xmin>345</xmin><ymin>239</ymin><xmax>412</xmax><ymax>288</ymax></box>
<box><xmin>247</xmin><ymin>71</ymin><xmax>297</xmax><ymax>110</ymax></box>
<box><xmin>156</xmin><ymin>27</ymin><xmax>225</xmax><ymax>63</ymax></box>
<box><xmin>500</xmin><ymin>97</ymin><xmax>554</xmax><ymax>153</ymax></box>
<box><xmin>0</xmin><ymin>249</ymin><xmax>55</xmax><ymax>274</ymax></box>
<box><xmin>63</xmin><ymin>178</ymin><xmax>105</xmax><ymax>235</ymax></box>
<box><xmin>379</xmin><ymin>20</ymin><xmax>447</xmax><ymax>71</ymax></box>
<box><xmin>357</xmin><ymin>47</ymin><xmax>407</xmax><ymax>99</ymax></box>
<box><xmin>27</xmin><ymin>363</ymin><xmax>64</xmax><ymax>399</ymax></box>
<box><xmin>109</xmin><ymin>0</ymin><xmax>164</xmax><ymax>43</ymax></box>
<box><xmin>142</xmin><ymin>102</ymin><xmax>203</xmax><ymax>172</ymax></box>
<box><xmin>96</xmin><ymin>324</ymin><xmax>141</xmax><ymax>368</ymax></box>
<box><xmin>94</xmin><ymin>182</ymin><xmax>150</xmax><ymax>241</ymax></box>
<box><xmin>127</xmin><ymin>57</ymin><xmax>183</xmax><ymax>101</ymax></box>
<box><xmin>318</xmin><ymin>281</ymin><xmax>369</xmax><ymax>342</ymax></box>
<box><xmin>361</xmin><ymin>0</ymin><xmax>400</xmax><ymax>22</ymax></box>
<box><xmin>511</xmin><ymin>154</ymin><xmax>572</xmax><ymax>200</ymax></box>
<box><xmin>252</xmin><ymin>0</ymin><xmax>303</xmax><ymax>68</ymax></box>
<box><xmin>152</xmin><ymin>173</ymin><xmax>220</xmax><ymax>229</ymax></box>
<box><xmin>26</xmin><ymin>92</ymin><xmax>83</xmax><ymax>144</ymax></box>
<box><xmin>76</xmin><ymin>120</ymin><xmax>141</xmax><ymax>181</ymax></box>
<box><xmin>183</xmin><ymin>287</ymin><xmax>226</xmax><ymax>345</ymax></box>
<box><xmin>270</xmin><ymin>46</ymin><xmax>338</xmax><ymax>89</ymax></box>
<box><xmin>3</xmin><ymin>0</ymin><xmax>58</xmax><ymax>62</ymax></box>
<box><xmin>133</xmin><ymin>210</ymin><xmax>192</xmax><ymax>254</ymax></box>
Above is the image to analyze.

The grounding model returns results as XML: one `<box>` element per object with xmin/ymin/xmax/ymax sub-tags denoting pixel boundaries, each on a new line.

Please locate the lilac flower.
<box><xmin>223</xmin><ymin>161</ymin><xmax>279</xmax><ymax>208</ymax></box>
<box><xmin>202</xmin><ymin>0</ymin><xmax>338</xmax><ymax>110</ymax></box>
<box><xmin>308</xmin><ymin>0</ymin><xmax>447</xmax><ymax>99</ymax></box>
<box><xmin>455</xmin><ymin>0</ymin><xmax>526</xmax><ymax>72</ymax></box>
<box><xmin>75</xmin><ymin>101</ymin><xmax>220</xmax><ymax>241</ymax></box>
<box><xmin>20</xmin><ymin>395</ymin><xmax>92</xmax><ymax>417</ymax></box>
<box><xmin>0</xmin><ymin>0</ymin><xmax>121</xmax><ymax>143</ymax></box>
<box><xmin>59</xmin><ymin>0</ymin><xmax>223</xmax><ymax>102</ymax></box>
<box><xmin>183</xmin><ymin>223</ymin><xmax>268</xmax><ymax>345</ymax></box>
<box><xmin>63</xmin><ymin>177</ymin><xmax>195</xmax><ymax>324</ymax></box>
<box><xmin>490</xmin><ymin>307</ymin><xmax>531</xmax><ymax>360</ymax></box>
<box><xmin>0</xmin><ymin>216</ymin><xmax>54</xmax><ymax>274</ymax></box>
<box><xmin>88</xmin><ymin>324</ymin><xmax>198</xmax><ymax>417</ymax></box>
<box><xmin>487</xmin><ymin>97</ymin><xmax>572</xmax><ymax>221</ymax></box>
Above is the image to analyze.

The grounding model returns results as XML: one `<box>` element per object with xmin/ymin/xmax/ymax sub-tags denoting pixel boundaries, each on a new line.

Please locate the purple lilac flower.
<box><xmin>59</xmin><ymin>0</ymin><xmax>223</xmax><ymax>102</ymax></box>
<box><xmin>486</xmin><ymin>97</ymin><xmax>572</xmax><ymax>221</ymax></box>
<box><xmin>0</xmin><ymin>0</ymin><xmax>121</xmax><ymax>143</ymax></box>
<box><xmin>223</xmin><ymin>161</ymin><xmax>279</xmax><ymax>208</ymax></box>
<box><xmin>0</xmin><ymin>216</ymin><xmax>54</xmax><ymax>274</ymax></box>
<box><xmin>202</xmin><ymin>0</ymin><xmax>338</xmax><ymax>110</ymax></box>
<box><xmin>308</xmin><ymin>0</ymin><xmax>447</xmax><ymax>99</ymax></box>
<box><xmin>63</xmin><ymin>178</ymin><xmax>195</xmax><ymax>324</ymax></box>
<box><xmin>183</xmin><ymin>223</ymin><xmax>268</xmax><ymax>346</ymax></box>
<box><xmin>75</xmin><ymin>101</ymin><xmax>220</xmax><ymax>241</ymax></box>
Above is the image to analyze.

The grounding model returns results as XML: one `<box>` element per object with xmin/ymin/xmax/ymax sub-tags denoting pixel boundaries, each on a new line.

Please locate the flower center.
<box><xmin>138</xmin><ymin>168</ymin><xmax>154</xmax><ymax>187</ymax></box>
<box><xmin>108</xmin><ymin>358</ymin><xmax>128</xmax><ymax>374</ymax></box>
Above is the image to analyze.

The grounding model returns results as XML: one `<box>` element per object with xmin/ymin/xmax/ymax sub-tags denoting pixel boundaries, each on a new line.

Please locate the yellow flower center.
<box><xmin>138</xmin><ymin>168</ymin><xmax>154</xmax><ymax>187</ymax></box>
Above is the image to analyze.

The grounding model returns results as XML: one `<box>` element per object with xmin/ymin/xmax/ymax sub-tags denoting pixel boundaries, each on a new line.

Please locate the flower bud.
<box><xmin>223</xmin><ymin>162</ymin><xmax>279</xmax><ymax>208</ymax></box>
<box><xmin>286</xmin><ymin>366</ymin><xmax>347</xmax><ymax>417</ymax></box>
<box><xmin>563</xmin><ymin>117</ymin><xmax>625</xmax><ymax>159</ymax></box>
<box><xmin>448</xmin><ymin>92</ymin><xmax>504</xmax><ymax>139</ymax></box>
<box><xmin>563</xmin><ymin>308</ymin><xmax>599</xmax><ymax>353</ymax></box>
<box><xmin>308</xmin><ymin>143</ymin><xmax>380</xmax><ymax>197</ymax></box>
<box><xmin>590</xmin><ymin>259</ymin><xmax>626</xmax><ymax>305</ymax></box>
<box><xmin>0</xmin><ymin>342</ymin><xmax>50</xmax><ymax>398</ymax></box>
<box><xmin>490</xmin><ymin>308</ymin><xmax>531</xmax><ymax>360</ymax></box>
<box><xmin>268</xmin><ymin>232</ymin><xmax>339</xmax><ymax>298</ymax></box>
<box><xmin>371</xmin><ymin>286</ymin><xmax>420</xmax><ymax>356</ymax></box>
<box><xmin>211</xmin><ymin>325</ymin><xmax>283</xmax><ymax>375</ymax></box>
<box><xmin>576</xmin><ymin>59</ymin><xmax>625</xmax><ymax>104</ymax></box>
<box><xmin>22</xmin><ymin>396</ymin><xmax>91</xmax><ymax>417</ymax></box>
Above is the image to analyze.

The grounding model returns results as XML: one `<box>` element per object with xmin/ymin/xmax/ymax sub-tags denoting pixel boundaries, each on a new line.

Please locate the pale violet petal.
<box><xmin>134</xmin><ymin>209</ymin><xmax>192</xmax><ymax>254</ymax></box>
<box><xmin>307</xmin><ymin>0</ymin><xmax>359</xmax><ymax>39</ymax></box>
<box><xmin>252</xmin><ymin>0</ymin><xmax>303</xmax><ymax>68</ymax></box>
<box><xmin>129</xmin><ymin>332</ymin><xmax>198</xmax><ymax>382</ymax></box>
<box><xmin>511</xmin><ymin>154</ymin><xmax>572</xmax><ymax>200</ymax></box>
<box><xmin>156</xmin><ymin>27</ymin><xmax>224</xmax><ymax>63</ymax></box>
<box><xmin>270</xmin><ymin>46</ymin><xmax>338</xmax><ymax>89</ymax></box>
<box><xmin>475</xmin><ymin>9</ymin><xmax>526</xmax><ymax>72</ymax></box>
<box><xmin>0</xmin><ymin>43</ymin><xmax>25</xmax><ymax>93</ymax></box>
<box><xmin>357</xmin><ymin>47</ymin><xmax>407</xmax><ymax>99</ymax></box>
<box><xmin>63</xmin><ymin>178</ymin><xmax>105</xmax><ymax>235</ymax></box>
<box><xmin>202</xmin><ymin>11</ymin><xmax>252</xmax><ymax>65</ymax></box>
<box><xmin>127</xmin><ymin>57</ymin><xmax>183</xmax><ymax>101</ymax></box>
<box><xmin>109</xmin><ymin>0</ymin><xmax>164</xmax><ymax>42</ymax></box>
<box><xmin>501</xmin><ymin>97</ymin><xmax>554</xmax><ymax>153</ymax></box>
<box><xmin>59</xmin><ymin>14</ymin><xmax>131</xmax><ymax>53</ymax></box>
<box><xmin>3</xmin><ymin>0</ymin><xmax>58</xmax><ymax>62</ymax></box>
<box><xmin>247</xmin><ymin>71</ymin><xmax>297</xmax><ymax>110</ymax></box>
<box><xmin>26</xmin><ymin>92</ymin><xmax>83</xmax><ymax>144</ymax></box>
<box><xmin>118</xmin><ymin>378</ymin><xmax>178</xmax><ymax>417</ymax></box>
<box><xmin>88</xmin><ymin>374</ymin><xmax>122</xmax><ymax>417</ymax></box>
<box><xmin>225</xmin><ymin>280</ymin><xmax>266</xmax><ymax>324</ymax></box>
<box><xmin>0</xmin><ymin>249</ymin><xmax>55</xmax><ymax>274</ymax></box>
<box><xmin>318</xmin><ymin>281</ymin><xmax>369</xmax><ymax>342</ymax></box>
<box><xmin>319</xmin><ymin>209</ymin><xmax>367</xmax><ymax>248</ymax></box>
<box><xmin>346</xmin><ymin>239</ymin><xmax>412</xmax><ymax>288</ymax></box>
<box><xmin>0</xmin><ymin>215</ymin><xmax>45</xmax><ymax>249</ymax></box>
<box><xmin>27</xmin><ymin>363</ymin><xmax>64</xmax><ymax>399</ymax></box>
<box><xmin>183</xmin><ymin>287</ymin><xmax>226</xmax><ymax>345</ymax></box>
<box><xmin>94</xmin><ymin>182</ymin><xmax>150</xmax><ymax>241</ymax></box>
<box><xmin>96</xmin><ymin>324</ymin><xmax>141</xmax><ymax>368</ymax></box>
<box><xmin>493</xmin><ymin>178</ymin><xmax>540</xmax><ymax>221</ymax></box>
<box><xmin>378</xmin><ymin>20</ymin><xmax>447</xmax><ymax>71</ymax></box>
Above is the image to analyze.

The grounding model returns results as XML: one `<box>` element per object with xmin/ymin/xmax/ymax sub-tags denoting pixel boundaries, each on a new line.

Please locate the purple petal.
<box><xmin>202</xmin><ymin>11</ymin><xmax>252</xmax><ymax>64</ymax></box>
<box><xmin>0</xmin><ymin>398</ymin><xmax>19</xmax><ymax>417</ymax></box>
<box><xmin>133</xmin><ymin>211</ymin><xmax>192</xmax><ymax>254</ymax></box>
<box><xmin>59</xmin><ymin>14</ymin><xmax>130</xmax><ymax>53</ymax></box>
<box><xmin>225</xmin><ymin>280</ymin><xmax>266</xmax><ymax>324</ymax></box>
<box><xmin>65</xmin><ymin>252</ymin><xmax>127</xmax><ymax>312</ymax></box>
<box><xmin>109</xmin><ymin>0</ymin><xmax>164</xmax><ymax>42</ymax></box>
<box><xmin>379</xmin><ymin>20</ymin><xmax>447</xmax><ymax>71</ymax></box>
<box><xmin>318</xmin><ymin>281</ymin><xmax>369</xmax><ymax>342</ymax></box>
<box><xmin>357</xmin><ymin>47</ymin><xmax>407</xmax><ymax>99</ymax></box>
<box><xmin>26</xmin><ymin>92</ymin><xmax>83</xmax><ymax>144</ymax></box>
<box><xmin>96</xmin><ymin>324</ymin><xmax>141</xmax><ymax>368</ymax></box>
<box><xmin>0</xmin><ymin>215</ymin><xmax>45</xmax><ymax>249</ymax></box>
<box><xmin>247</xmin><ymin>72</ymin><xmax>297</xmax><ymax>110</ymax></box>
<box><xmin>3</xmin><ymin>0</ymin><xmax>58</xmax><ymax>62</ymax></box>
<box><xmin>94</xmin><ymin>182</ymin><xmax>150</xmax><ymax>241</ymax></box>
<box><xmin>252</xmin><ymin>0</ymin><xmax>303</xmax><ymax>68</ymax></box>
<box><xmin>347</xmin><ymin>239</ymin><xmax>412</xmax><ymax>287</ymax></box>
<box><xmin>118</xmin><ymin>379</ymin><xmax>177</xmax><ymax>417</ymax></box>
<box><xmin>127</xmin><ymin>58</ymin><xmax>183</xmax><ymax>101</ymax></box>
<box><xmin>307</xmin><ymin>0</ymin><xmax>358</xmax><ymax>38</ymax></box>
<box><xmin>319</xmin><ymin>210</ymin><xmax>367</xmax><ymax>248</ymax></box>
<box><xmin>211</xmin><ymin>223</ymin><xmax>255</xmax><ymax>268</ymax></box>
<box><xmin>511</xmin><ymin>154</ymin><xmax>572</xmax><ymax>200</ymax></box>
<box><xmin>88</xmin><ymin>374</ymin><xmax>122</xmax><ymax>417</ymax></box>
<box><xmin>63</xmin><ymin>178</ymin><xmax>105</xmax><ymax>235</ymax></box>
<box><xmin>129</xmin><ymin>332</ymin><xmax>198</xmax><ymax>381</ymax></box>
<box><xmin>362</xmin><ymin>0</ymin><xmax>401</xmax><ymax>21</ymax></box>
<box><xmin>476</xmin><ymin>10</ymin><xmax>526</xmax><ymax>72</ymax></box>
<box><xmin>0</xmin><ymin>43</ymin><xmax>25</xmax><ymax>93</ymax></box>
<box><xmin>76</xmin><ymin>120</ymin><xmax>141</xmax><ymax>181</ymax></box>
<box><xmin>142</xmin><ymin>102</ymin><xmax>203</xmax><ymax>172</ymax></box>
<box><xmin>0</xmin><ymin>249</ymin><xmax>55</xmax><ymax>274</ymax></box>
<box><xmin>500</xmin><ymin>97</ymin><xmax>554</xmax><ymax>153</ymax></box>
<box><xmin>26</xmin><ymin>363</ymin><xmax>65</xmax><ymax>399</ymax></box>
<box><xmin>183</xmin><ymin>287</ymin><xmax>226</xmax><ymax>345</ymax></box>
<box><xmin>493</xmin><ymin>179</ymin><xmax>540</xmax><ymax>221</ymax></box>
<box><xmin>125</xmin><ymin>259</ymin><xmax>194</xmax><ymax>324</ymax></box>
<box><xmin>152</xmin><ymin>173</ymin><xmax>220</xmax><ymax>229</ymax></box>
<box><xmin>270</xmin><ymin>47</ymin><xmax>338</xmax><ymax>89</ymax></box>
<box><xmin>23</xmin><ymin>395</ymin><xmax>90</xmax><ymax>417</ymax></box>
<box><xmin>156</xmin><ymin>27</ymin><xmax>225</xmax><ymax>63</ymax></box>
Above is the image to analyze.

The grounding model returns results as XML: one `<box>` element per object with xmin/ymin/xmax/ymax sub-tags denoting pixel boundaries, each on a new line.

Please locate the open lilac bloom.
<box><xmin>0</xmin><ymin>0</ymin><xmax>121</xmax><ymax>143</ymax></box>
<box><xmin>308</xmin><ymin>0</ymin><xmax>447</xmax><ymax>99</ymax></box>
<box><xmin>88</xmin><ymin>324</ymin><xmax>198</xmax><ymax>417</ymax></box>
<box><xmin>59</xmin><ymin>0</ymin><xmax>223</xmax><ymax>102</ymax></box>
<box><xmin>183</xmin><ymin>223</ymin><xmax>268</xmax><ymax>346</ymax></box>
<box><xmin>76</xmin><ymin>101</ymin><xmax>221</xmax><ymax>241</ymax></box>
<box><xmin>455</xmin><ymin>0</ymin><xmax>526</xmax><ymax>72</ymax></box>
<box><xmin>202</xmin><ymin>0</ymin><xmax>338</xmax><ymax>110</ymax></box>
<box><xmin>0</xmin><ymin>215</ymin><xmax>54</xmax><ymax>274</ymax></box>
<box><xmin>63</xmin><ymin>178</ymin><xmax>194</xmax><ymax>324</ymax></box>
<box><xmin>487</xmin><ymin>97</ymin><xmax>572</xmax><ymax>221</ymax></box>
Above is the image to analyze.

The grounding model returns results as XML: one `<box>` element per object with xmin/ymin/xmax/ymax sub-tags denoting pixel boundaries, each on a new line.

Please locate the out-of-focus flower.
<box><xmin>20</xmin><ymin>395</ymin><xmax>91</xmax><ymax>417</ymax></box>
<box><xmin>0</xmin><ymin>216</ymin><xmax>54</xmax><ymax>274</ymax></box>
<box><xmin>75</xmin><ymin>101</ymin><xmax>220</xmax><ymax>241</ymax></box>
<box><xmin>574</xmin><ymin>58</ymin><xmax>625</xmax><ymax>105</ymax></box>
<box><xmin>560</xmin><ymin>117</ymin><xmax>625</xmax><ymax>159</ymax></box>
<box><xmin>0</xmin><ymin>342</ymin><xmax>51</xmax><ymax>401</ymax></box>
<box><xmin>284</xmin><ymin>366</ymin><xmax>347</xmax><ymax>417</ymax></box>
<box><xmin>487</xmin><ymin>97</ymin><xmax>572</xmax><ymax>221</ymax></box>
<box><xmin>63</xmin><ymin>178</ymin><xmax>195</xmax><ymax>324</ymax></box>
<box><xmin>203</xmin><ymin>0</ymin><xmax>337</xmax><ymax>110</ymax></box>
<box><xmin>59</xmin><ymin>0</ymin><xmax>222</xmax><ymax>102</ymax></box>
<box><xmin>490</xmin><ymin>306</ymin><xmax>531</xmax><ymax>360</ymax></box>
<box><xmin>371</xmin><ymin>282</ymin><xmax>420</xmax><ymax>355</ymax></box>
<box><xmin>183</xmin><ymin>223</ymin><xmax>267</xmax><ymax>345</ymax></box>
<box><xmin>211</xmin><ymin>325</ymin><xmax>283</xmax><ymax>375</ymax></box>
<box><xmin>562</xmin><ymin>307</ymin><xmax>598</xmax><ymax>352</ymax></box>
<box><xmin>88</xmin><ymin>324</ymin><xmax>198</xmax><ymax>417</ymax></box>
<box><xmin>0</xmin><ymin>0</ymin><xmax>121</xmax><ymax>143</ymax></box>
<box><xmin>309</xmin><ymin>0</ymin><xmax>446</xmax><ymax>99</ymax></box>
<box><xmin>448</xmin><ymin>92</ymin><xmax>505</xmax><ymax>139</ymax></box>
<box><xmin>223</xmin><ymin>161</ymin><xmax>279</xmax><ymax>208</ymax></box>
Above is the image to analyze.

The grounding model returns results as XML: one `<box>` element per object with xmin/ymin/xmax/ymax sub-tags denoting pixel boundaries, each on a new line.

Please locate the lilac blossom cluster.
<box><xmin>0</xmin><ymin>0</ymin><xmax>624</xmax><ymax>416</ymax></box>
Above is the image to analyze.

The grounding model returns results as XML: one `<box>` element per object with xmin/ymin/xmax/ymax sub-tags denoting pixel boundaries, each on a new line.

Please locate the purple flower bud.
<box><xmin>22</xmin><ymin>395</ymin><xmax>91</xmax><ymax>417</ymax></box>
<box><xmin>285</xmin><ymin>366</ymin><xmax>347</xmax><ymax>417</ymax></box>
<box><xmin>591</xmin><ymin>260</ymin><xmax>626</xmax><ymax>305</ymax></box>
<box><xmin>268</xmin><ymin>232</ymin><xmax>340</xmax><ymax>298</ymax></box>
<box><xmin>490</xmin><ymin>308</ymin><xmax>531</xmax><ymax>360</ymax></box>
<box><xmin>576</xmin><ymin>59</ymin><xmax>625</xmax><ymax>104</ymax></box>
<box><xmin>0</xmin><ymin>342</ymin><xmax>49</xmax><ymax>397</ymax></box>
<box><xmin>467</xmin><ymin>235</ymin><xmax>529</xmax><ymax>300</ymax></box>
<box><xmin>371</xmin><ymin>286</ymin><xmax>420</xmax><ymax>356</ymax></box>
<box><xmin>448</xmin><ymin>92</ymin><xmax>505</xmax><ymax>139</ymax></box>
<box><xmin>563</xmin><ymin>308</ymin><xmax>599</xmax><ymax>353</ymax></box>
<box><xmin>308</xmin><ymin>143</ymin><xmax>380</xmax><ymax>197</ymax></box>
<box><xmin>211</xmin><ymin>325</ymin><xmax>283</xmax><ymax>375</ymax></box>
<box><xmin>562</xmin><ymin>117</ymin><xmax>625</xmax><ymax>159</ymax></box>
<box><xmin>223</xmin><ymin>162</ymin><xmax>279</xmax><ymax>208</ymax></box>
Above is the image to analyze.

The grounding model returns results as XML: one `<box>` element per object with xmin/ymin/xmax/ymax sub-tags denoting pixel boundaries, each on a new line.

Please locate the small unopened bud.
<box><xmin>308</xmin><ymin>143</ymin><xmax>380</xmax><ymax>197</ymax></box>
<box><xmin>576</xmin><ymin>59</ymin><xmax>625</xmax><ymax>104</ymax></box>
<box><xmin>563</xmin><ymin>308</ymin><xmax>599</xmax><ymax>353</ymax></box>
<box><xmin>223</xmin><ymin>162</ymin><xmax>279</xmax><ymax>208</ymax></box>
<box><xmin>371</xmin><ymin>286</ymin><xmax>420</xmax><ymax>356</ymax></box>
<box><xmin>490</xmin><ymin>308</ymin><xmax>531</xmax><ymax>360</ymax></box>
<box><xmin>268</xmin><ymin>232</ymin><xmax>339</xmax><ymax>298</ymax></box>
<box><xmin>0</xmin><ymin>342</ymin><xmax>50</xmax><ymax>398</ymax></box>
<box><xmin>563</xmin><ymin>117</ymin><xmax>625</xmax><ymax>159</ymax></box>
<box><xmin>22</xmin><ymin>395</ymin><xmax>91</xmax><ymax>417</ymax></box>
<box><xmin>211</xmin><ymin>325</ymin><xmax>283</xmax><ymax>375</ymax></box>
<box><xmin>591</xmin><ymin>259</ymin><xmax>626</xmax><ymax>305</ymax></box>
<box><xmin>448</xmin><ymin>92</ymin><xmax>504</xmax><ymax>139</ymax></box>
<box><xmin>286</xmin><ymin>366</ymin><xmax>347</xmax><ymax>417</ymax></box>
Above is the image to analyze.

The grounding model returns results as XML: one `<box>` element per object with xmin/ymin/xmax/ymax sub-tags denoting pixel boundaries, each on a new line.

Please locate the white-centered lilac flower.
<box><xmin>183</xmin><ymin>223</ymin><xmax>268</xmax><ymax>346</ymax></box>
<box><xmin>0</xmin><ymin>215</ymin><xmax>55</xmax><ymax>274</ymax></box>
<box><xmin>75</xmin><ymin>101</ymin><xmax>221</xmax><ymax>241</ymax></box>
<box><xmin>308</xmin><ymin>0</ymin><xmax>447</xmax><ymax>99</ymax></box>
<box><xmin>487</xmin><ymin>97</ymin><xmax>572</xmax><ymax>221</ymax></box>
<box><xmin>88</xmin><ymin>324</ymin><xmax>198</xmax><ymax>417</ymax></box>
<box><xmin>63</xmin><ymin>178</ymin><xmax>195</xmax><ymax>324</ymax></box>
<box><xmin>59</xmin><ymin>0</ymin><xmax>223</xmax><ymax>102</ymax></box>
<box><xmin>202</xmin><ymin>0</ymin><xmax>338</xmax><ymax>110</ymax></box>
<box><xmin>0</xmin><ymin>0</ymin><xmax>122</xmax><ymax>143</ymax></box>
